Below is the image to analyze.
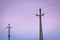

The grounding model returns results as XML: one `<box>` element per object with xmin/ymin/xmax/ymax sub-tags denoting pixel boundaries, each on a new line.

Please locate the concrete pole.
<box><xmin>7</xmin><ymin>24</ymin><xmax>12</xmax><ymax>40</ymax></box>
<box><xmin>36</xmin><ymin>8</ymin><xmax>44</xmax><ymax>40</ymax></box>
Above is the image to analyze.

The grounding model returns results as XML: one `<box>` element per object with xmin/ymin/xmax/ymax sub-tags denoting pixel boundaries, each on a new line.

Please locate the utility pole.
<box><xmin>7</xmin><ymin>24</ymin><xmax>12</xmax><ymax>40</ymax></box>
<box><xmin>36</xmin><ymin>8</ymin><xmax>44</xmax><ymax>40</ymax></box>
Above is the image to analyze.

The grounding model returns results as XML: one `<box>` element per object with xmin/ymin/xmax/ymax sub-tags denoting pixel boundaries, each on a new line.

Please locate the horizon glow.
<box><xmin>0</xmin><ymin>0</ymin><xmax>60</xmax><ymax>40</ymax></box>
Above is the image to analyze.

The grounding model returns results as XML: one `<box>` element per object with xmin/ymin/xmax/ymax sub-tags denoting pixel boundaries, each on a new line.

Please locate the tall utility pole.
<box><xmin>7</xmin><ymin>24</ymin><xmax>12</xmax><ymax>40</ymax></box>
<box><xmin>36</xmin><ymin>8</ymin><xmax>44</xmax><ymax>40</ymax></box>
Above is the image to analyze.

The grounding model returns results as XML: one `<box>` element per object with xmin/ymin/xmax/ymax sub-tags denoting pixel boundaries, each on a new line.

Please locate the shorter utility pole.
<box><xmin>36</xmin><ymin>8</ymin><xmax>44</xmax><ymax>40</ymax></box>
<box><xmin>7</xmin><ymin>24</ymin><xmax>12</xmax><ymax>40</ymax></box>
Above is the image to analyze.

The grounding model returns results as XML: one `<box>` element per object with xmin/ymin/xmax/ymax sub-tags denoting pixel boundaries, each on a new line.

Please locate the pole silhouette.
<box><xmin>36</xmin><ymin>8</ymin><xmax>44</xmax><ymax>40</ymax></box>
<box><xmin>7</xmin><ymin>24</ymin><xmax>12</xmax><ymax>40</ymax></box>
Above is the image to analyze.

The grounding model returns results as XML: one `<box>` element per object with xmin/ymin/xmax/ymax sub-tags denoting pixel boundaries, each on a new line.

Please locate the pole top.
<box><xmin>39</xmin><ymin>8</ymin><xmax>41</xmax><ymax>11</ymax></box>
<box><xmin>8</xmin><ymin>24</ymin><xmax>10</xmax><ymax>26</ymax></box>
<box><xmin>7</xmin><ymin>23</ymin><xmax>12</xmax><ymax>28</ymax></box>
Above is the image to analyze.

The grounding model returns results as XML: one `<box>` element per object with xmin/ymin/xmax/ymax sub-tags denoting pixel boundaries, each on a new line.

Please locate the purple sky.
<box><xmin>0</xmin><ymin>0</ymin><xmax>60</xmax><ymax>40</ymax></box>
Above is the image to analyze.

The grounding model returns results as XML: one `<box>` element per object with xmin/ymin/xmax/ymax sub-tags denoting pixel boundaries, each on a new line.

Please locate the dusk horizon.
<box><xmin>0</xmin><ymin>0</ymin><xmax>60</xmax><ymax>40</ymax></box>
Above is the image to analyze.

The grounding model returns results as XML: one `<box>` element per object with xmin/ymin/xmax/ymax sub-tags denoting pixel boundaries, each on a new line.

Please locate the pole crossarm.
<box><xmin>36</xmin><ymin>8</ymin><xmax>44</xmax><ymax>16</ymax></box>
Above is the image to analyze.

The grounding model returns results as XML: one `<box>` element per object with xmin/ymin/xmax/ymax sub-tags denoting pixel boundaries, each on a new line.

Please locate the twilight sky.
<box><xmin>0</xmin><ymin>0</ymin><xmax>60</xmax><ymax>40</ymax></box>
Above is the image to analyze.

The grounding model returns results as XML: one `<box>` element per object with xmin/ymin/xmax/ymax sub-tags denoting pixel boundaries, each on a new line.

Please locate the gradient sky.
<box><xmin>0</xmin><ymin>0</ymin><xmax>60</xmax><ymax>40</ymax></box>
